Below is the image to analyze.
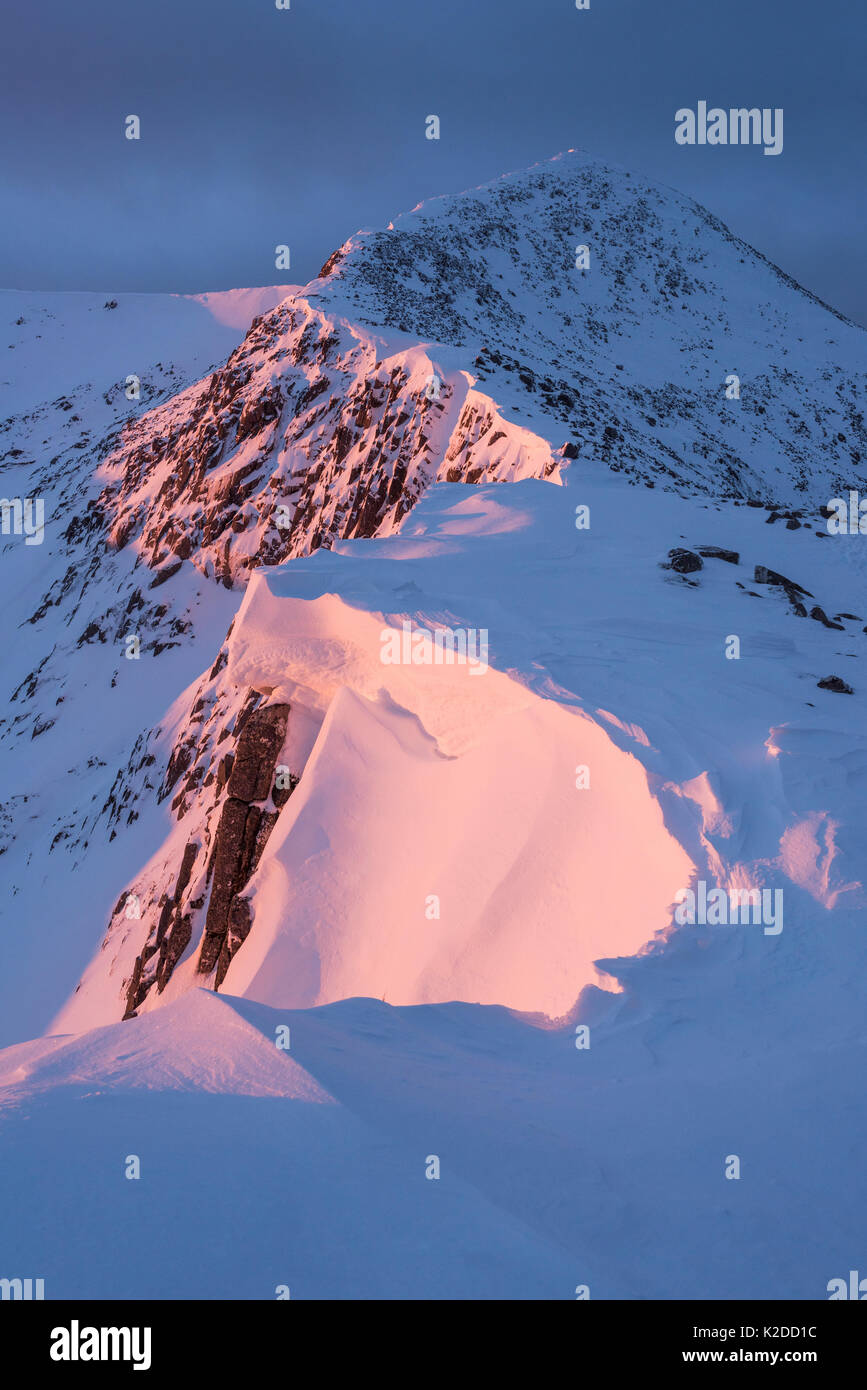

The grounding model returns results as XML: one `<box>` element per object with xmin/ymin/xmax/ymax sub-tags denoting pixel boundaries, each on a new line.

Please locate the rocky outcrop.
<box><xmin>225</xmin><ymin>705</ymin><xmax>289</xmax><ymax>802</ymax></box>
<box><xmin>698</xmin><ymin>545</ymin><xmax>739</xmax><ymax>565</ymax></box>
<box><xmin>665</xmin><ymin>548</ymin><xmax>703</xmax><ymax>575</ymax></box>
<box><xmin>196</xmin><ymin>704</ymin><xmax>288</xmax><ymax>984</ymax></box>
<box><xmin>124</xmin><ymin>839</ymin><xmax>200</xmax><ymax>1017</ymax></box>
<box><xmin>809</xmin><ymin>605</ymin><xmax>845</xmax><ymax>631</ymax></box>
<box><xmin>818</xmin><ymin>675</ymin><xmax>854</xmax><ymax>693</ymax></box>
<box><xmin>753</xmin><ymin>564</ymin><xmax>813</xmax><ymax>617</ymax></box>
<box><xmin>217</xmin><ymin>896</ymin><xmax>253</xmax><ymax>990</ymax></box>
<box><xmin>121</xmin><ymin>699</ymin><xmax>294</xmax><ymax>1017</ymax></box>
<box><xmin>199</xmin><ymin>798</ymin><xmax>255</xmax><ymax>975</ymax></box>
<box><xmin>91</xmin><ymin>302</ymin><xmax>480</xmax><ymax>587</ymax></box>
<box><xmin>754</xmin><ymin>565</ymin><xmax>812</xmax><ymax>598</ymax></box>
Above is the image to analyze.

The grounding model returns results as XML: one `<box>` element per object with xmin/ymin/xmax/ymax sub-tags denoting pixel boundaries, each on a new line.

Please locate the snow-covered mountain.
<box><xmin>72</xmin><ymin>151</ymin><xmax>867</xmax><ymax>596</ymax></box>
<box><xmin>1</xmin><ymin>152</ymin><xmax>866</xmax><ymax>1299</ymax></box>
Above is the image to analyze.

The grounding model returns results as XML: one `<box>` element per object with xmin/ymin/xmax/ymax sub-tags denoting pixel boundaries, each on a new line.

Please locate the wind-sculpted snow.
<box><xmin>55</xmin><ymin>476</ymin><xmax>866</xmax><ymax>1032</ymax></box>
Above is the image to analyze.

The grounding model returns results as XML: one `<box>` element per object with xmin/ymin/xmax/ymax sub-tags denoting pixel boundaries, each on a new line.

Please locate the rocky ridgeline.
<box><xmin>95</xmin><ymin>297</ymin><xmax>560</xmax><ymax>592</ymax></box>
<box><xmin>87</xmin><ymin>153</ymin><xmax>867</xmax><ymax>605</ymax></box>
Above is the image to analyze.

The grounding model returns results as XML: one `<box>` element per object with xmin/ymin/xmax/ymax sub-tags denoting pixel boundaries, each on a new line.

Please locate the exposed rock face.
<box><xmin>120</xmin><ymin>696</ymin><xmax>295</xmax><ymax>1017</ymax></box>
<box><xmin>216</xmin><ymin>896</ymin><xmax>253</xmax><ymax>990</ymax></box>
<box><xmin>157</xmin><ymin>914</ymin><xmax>192</xmax><ymax>993</ymax></box>
<box><xmin>273</xmin><ymin>773</ymin><xmax>299</xmax><ymax>809</ymax></box>
<box><xmin>124</xmin><ymin>839</ymin><xmax>200</xmax><ymax>1017</ymax></box>
<box><xmin>174</xmin><ymin>840</ymin><xmax>199</xmax><ymax>902</ymax></box>
<box><xmin>199</xmin><ymin>798</ymin><xmax>253</xmax><ymax>974</ymax></box>
<box><xmin>91</xmin><ymin>303</ymin><xmax>502</xmax><ymax>589</ymax></box>
<box><xmin>197</xmin><ymin>704</ymin><xmax>288</xmax><ymax>983</ymax></box>
<box><xmin>225</xmin><ymin>705</ymin><xmax>290</xmax><ymax>802</ymax></box>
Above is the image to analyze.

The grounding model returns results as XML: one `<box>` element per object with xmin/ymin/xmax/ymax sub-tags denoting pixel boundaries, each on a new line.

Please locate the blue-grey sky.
<box><xmin>2</xmin><ymin>0</ymin><xmax>865</xmax><ymax>324</ymax></box>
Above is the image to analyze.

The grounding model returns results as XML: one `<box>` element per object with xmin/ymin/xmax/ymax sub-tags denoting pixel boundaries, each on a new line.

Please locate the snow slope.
<box><xmin>2</xmin><ymin>977</ymin><xmax>865</xmax><ymax>1298</ymax></box>
<box><xmin>0</xmin><ymin>990</ymin><xmax>579</xmax><ymax>1300</ymax></box>
<box><xmin>0</xmin><ymin>285</ymin><xmax>295</xmax><ymax>416</ymax></box>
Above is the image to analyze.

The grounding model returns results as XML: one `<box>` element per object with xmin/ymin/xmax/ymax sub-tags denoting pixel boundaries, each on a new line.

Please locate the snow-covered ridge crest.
<box><xmin>55</xmin><ymin>469</ymin><xmax>867</xmax><ymax>1031</ymax></box>
<box><xmin>309</xmin><ymin>148</ymin><xmax>867</xmax><ymax>507</ymax></box>
<box><xmin>94</xmin><ymin>297</ymin><xmax>562</xmax><ymax>591</ymax></box>
<box><xmin>55</xmin><ymin>528</ymin><xmax>697</xmax><ymax>1027</ymax></box>
<box><xmin>90</xmin><ymin>149</ymin><xmax>867</xmax><ymax>605</ymax></box>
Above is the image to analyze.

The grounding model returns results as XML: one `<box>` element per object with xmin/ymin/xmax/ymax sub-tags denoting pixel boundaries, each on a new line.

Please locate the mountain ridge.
<box><xmin>1</xmin><ymin>149</ymin><xmax>866</xmax><ymax>1040</ymax></box>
